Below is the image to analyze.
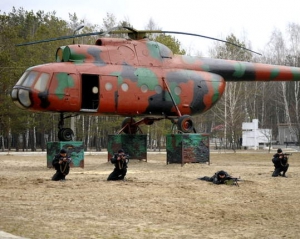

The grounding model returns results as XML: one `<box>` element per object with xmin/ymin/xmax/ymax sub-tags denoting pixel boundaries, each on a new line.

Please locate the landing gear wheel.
<box><xmin>121</xmin><ymin>117</ymin><xmax>138</xmax><ymax>134</ymax></box>
<box><xmin>58</xmin><ymin>128</ymin><xmax>74</xmax><ymax>141</ymax></box>
<box><xmin>177</xmin><ymin>115</ymin><xmax>194</xmax><ymax>133</ymax></box>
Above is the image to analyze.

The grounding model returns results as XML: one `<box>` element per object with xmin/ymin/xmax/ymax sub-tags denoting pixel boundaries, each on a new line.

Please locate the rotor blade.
<box><xmin>15</xmin><ymin>26</ymin><xmax>136</xmax><ymax>47</ymax></box>
<box><xmin>120</xmin><ymin>28</ymin><xmax>261</xmax><ymax>55</ymax></box>
<box><xmin>160</xmin><ymin>31</ymin><xmax>262</xmax><ymax>56</ymax></box>
<box><xmin>15</xmin><ymin>31</ymin><xmax>106</xmax><ymax>46</ymax></box>
<box><xmin>15</xmin><ymin>26</ymin><xmax>262</xmax><ymax>56</ymax></box>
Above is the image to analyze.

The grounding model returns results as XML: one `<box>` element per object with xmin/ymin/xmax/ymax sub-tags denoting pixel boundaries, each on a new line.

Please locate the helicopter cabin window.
<box><xmin>34</xmin><ymin>73</ymin><xmax>50</xmax><ymax>92</ymax></box>
<box><xmin>121</xmin><ymin>83</ymin><xmax>129</xmax><ymax>92</ymax></box>
<box><xmin>174</xmin><ymin>86</ymin><xmax>182</xmax><ymax>95</ymax></box>
<box><xmin>15</xmin><ymin>71</ymin><xmax>29</xmax><ymax>86</ymax></box>
<box><xmin>155</xmin><ymin>85</ymin><xmax>163</xmax><ymax>94</ymax></box>
<box><xmin>17</xmin><ymin>71</ymin><xmax>38</xmax><ymax>87</ymax></box>
<box><xmin>18</xmin><ymin>89</ymin><xmax>31</xmax><ymax>107</ymax></box>
<box><xmin>22</xmin><ymin>71</ymin><xmax>38</xmax><ymax>87</ymax></box>
<box><xmin>157</xmin><ymin>42</ymin><xmax>173</xmax><ymax>58</ymax></box>
<box><xmin>92</xmin><ymin>86</ymin><xmax>98</xmax><ymax>94</ymax></box>
<box><xmin>105</xmin><ymin>82</ymin><xmax>113</xmax><ymax>91</ymax></box>
<box><xmin>141</xmin><ymin>84</ymin><xmax>148</xmax><ymax>93</ymax></box>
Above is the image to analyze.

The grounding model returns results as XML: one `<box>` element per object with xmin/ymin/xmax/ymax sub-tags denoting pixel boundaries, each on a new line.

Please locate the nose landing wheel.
<box><xmin>58</xmin><ymin>128</ymin><xmax>74</xmax><ymax>141</ymax></box>
<box><xmin>58</xmin><ymin>113</ymin><xmax>74</xmax><ymax>141</ymax></box>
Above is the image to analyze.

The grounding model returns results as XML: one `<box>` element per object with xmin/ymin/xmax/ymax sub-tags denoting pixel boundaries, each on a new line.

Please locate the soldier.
<box><xmin>272</xmin><ymin>148</ymin><xmax>289</xmax><ymax>177</ymax></box>
<box><xmin>51</xmin><ymin>148</ymin><xmax>72</xmax><ymax>181</ymax></box>
<box><xmin>199</xmin><ymin>170</ymin><xmax>237</xmax><ymax>185</ymax></box>
<box><xmin>107</xmin><ymin>149</ymin><xmax>129</xmax><ymax>181</ymax></box>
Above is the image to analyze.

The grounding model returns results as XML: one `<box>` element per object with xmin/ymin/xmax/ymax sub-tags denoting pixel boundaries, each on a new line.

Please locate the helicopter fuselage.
<box><xmin>11</xmin><ymin>37</ymin><xmax>300</xmax><ymax>119</ymax></box>
<box><xmin>11</xmin><ymin>38</ymin><xmax>226</xmax><ymax>118</ymax></box>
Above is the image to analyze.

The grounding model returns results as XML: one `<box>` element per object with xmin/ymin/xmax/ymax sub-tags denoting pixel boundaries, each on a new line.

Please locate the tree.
<box><xmin>154</xmin><ymin>34</ymin><xmax>186</xmax><ymax>55</ymax></box>
<box><xmin>0</xmin><ymin>8</ymin><xmax>74</xmax><ymax>150</ymax></box>
<box><xmin>101</xmin><ymin>12</ymin><xmax>117</xmax><ymax>31</ymax></box>
<box><xmin>285</xmin><ymin>23</ymin><xmax>300</xmax><ymax>145</ymax></box>
<box><xmin>209</xmin><ymin>34</ymin><xmax>254</xmax><ymax>150</ymax></box>
<box><xmin>144</xmin><ymin>18</ymin><xmax>186</xmax><ymax>55</ymax></box>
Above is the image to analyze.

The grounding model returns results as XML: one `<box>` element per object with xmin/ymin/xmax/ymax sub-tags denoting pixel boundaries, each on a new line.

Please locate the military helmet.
<box><xmin>60</xmin><ymin>149</ymin><xmax>67</xmax><ymax>154</ymax></box>
<box><xmin>218</xmin><ymin>170</ymin><xmax>226</xmax><ymax>176</ymax></box>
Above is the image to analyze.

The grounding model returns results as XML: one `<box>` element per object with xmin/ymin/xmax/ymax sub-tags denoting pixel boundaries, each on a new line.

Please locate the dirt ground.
<box><xmin>0</xmin><ymin>151</ymin><xmax>300</xmax><ymax>239</ymax></box>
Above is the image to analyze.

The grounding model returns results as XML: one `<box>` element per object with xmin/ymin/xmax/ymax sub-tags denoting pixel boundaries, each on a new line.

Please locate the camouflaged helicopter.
<box><xmin>11</xmin><ymin>26</ymin><xmax>300</xmax><ymax>141</ymax></box>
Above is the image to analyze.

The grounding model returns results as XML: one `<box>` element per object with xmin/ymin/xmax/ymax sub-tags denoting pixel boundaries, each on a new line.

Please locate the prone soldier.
<box><xmin>199</xmin><ymin>170</ymin><xmax>239</xmax><ymax>186</ymax></box>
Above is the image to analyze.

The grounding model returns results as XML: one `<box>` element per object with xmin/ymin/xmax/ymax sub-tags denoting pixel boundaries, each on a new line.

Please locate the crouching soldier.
<box><xmin>272</xmin><ymin>148</ymin><xmax>289</xmax><ymax>177</ymax></box>
<box><xmin>52</xmin><ymin>149</ymin><xmax>72</xmax><ymax>181</ymax></box>
<box><xmin>107</xmin><ymin>149</ymin><xmax>129</xmax><ymax>181</ymax></box>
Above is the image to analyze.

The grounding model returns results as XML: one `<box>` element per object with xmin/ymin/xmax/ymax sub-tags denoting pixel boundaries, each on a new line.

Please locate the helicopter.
<box><xmin>11</xmin><ymin>26</ymin><xmax>300</xmax><ymax>141</ymax></box>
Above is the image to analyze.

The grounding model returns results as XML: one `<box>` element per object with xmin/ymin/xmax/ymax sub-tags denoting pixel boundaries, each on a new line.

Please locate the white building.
<box><xmin>242</xmin><ymin>119</ymin><xmax>272</xmax><ymax>149</ymax></box>
<box><xmin>277</xmin><ymin>123</ymin><xmax>297</xmax><ymax>145</ymax></box>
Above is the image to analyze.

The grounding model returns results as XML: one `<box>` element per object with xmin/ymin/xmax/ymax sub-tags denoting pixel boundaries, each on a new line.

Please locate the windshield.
<box><xmin>16</xmin><ymin>71</ymin><xmax>38</xmax><ymax>87</ymax></box>
<box><xmin>34</xmin><ymin>73</ymin><xmax>50</xmax><ymax>92</ymax></box>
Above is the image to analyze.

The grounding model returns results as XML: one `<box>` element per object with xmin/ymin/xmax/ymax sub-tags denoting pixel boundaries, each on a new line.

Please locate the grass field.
<box><xmin>0</xmin><ymin>151</ymin><xmax>299</xmax><ymax>239</ymax></box>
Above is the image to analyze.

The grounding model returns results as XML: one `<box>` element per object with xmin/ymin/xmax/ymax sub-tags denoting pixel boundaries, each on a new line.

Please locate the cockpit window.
<box><xmin>22</xmin><ymin>71</ymin><xmax>38</xmax><ymax>87</ymax></box>
<box><xmin>34</xmin><ymin>73</ymin><xmax>50</xmax><ymax>92</ymax></box>
<box><xmin>16</xmin><ymin>71</ymin><xmax>29</xmax><ymax>86</ymax></box>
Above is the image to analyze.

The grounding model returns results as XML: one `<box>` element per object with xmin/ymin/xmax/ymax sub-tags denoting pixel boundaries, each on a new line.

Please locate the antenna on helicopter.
<box><xmin>72</xmin><ymin>25</ymin><xmax>84</xmax><ymax>44</ymax></box>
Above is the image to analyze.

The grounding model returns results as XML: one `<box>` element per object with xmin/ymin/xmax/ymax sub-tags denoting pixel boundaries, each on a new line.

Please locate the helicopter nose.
<box><xmin>11</xmin><ymin>69</ymin><xmax>40</xmax><ymax>109</ymax></box>
<box><xmin>11</xmin><ymin>88</ymin><xmax>31</xmax><ymax>109</ymax></box>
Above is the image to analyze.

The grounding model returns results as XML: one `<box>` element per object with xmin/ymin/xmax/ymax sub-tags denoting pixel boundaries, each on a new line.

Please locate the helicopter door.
<box><xmin>99</xmin><ymin>75</ymin><xmax>118</xmax><ymax>113</ymax></box>
<box><xmin>81</xmin><ymin>74</ymin><xmax>99</xmax><ymax>112</ymax></box>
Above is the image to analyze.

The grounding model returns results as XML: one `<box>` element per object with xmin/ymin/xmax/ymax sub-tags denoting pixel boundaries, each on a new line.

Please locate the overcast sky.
<box><xmin>1</xmin><ymin>0</ymin><xmax>299</xmax><ymax>56</ymax></box>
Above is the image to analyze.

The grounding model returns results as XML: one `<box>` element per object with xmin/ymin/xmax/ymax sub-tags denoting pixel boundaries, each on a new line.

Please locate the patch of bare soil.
<box><xmin>0</xmin><ymin>152</ymin><xmax>300</xmax><ymax>239</ymax></box>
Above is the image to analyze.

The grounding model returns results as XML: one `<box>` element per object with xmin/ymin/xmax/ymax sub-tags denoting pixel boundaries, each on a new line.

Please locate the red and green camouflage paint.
<box><xmin>11</xmin><ymin>37</ymin><xmax>300</xmax><ymax>119</ymax></box>
<box><xmin>166</xmin><ymin>134</ymin><xmax>210</xmax><ymax>165</ymax></box>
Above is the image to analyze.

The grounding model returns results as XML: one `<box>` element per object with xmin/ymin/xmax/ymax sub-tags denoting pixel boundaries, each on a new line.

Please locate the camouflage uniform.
<box><xmin>52</xmin><ymin>149</ymin><xmax>72</xmax><ymax>181</ymax></box>
<box><xmin>200</xmin><ymin>170</ymin><xmax>232</xmax><ymax>184</ymax></box>
<box><xmin>272</xmin><ymin>149</ymin><xmax>289</xmax><ymax>177</ymax></box>
<box><xmin>107</xmin><ymin>149</ymin><xmax>128</xmax><ymax>181</ymax></box>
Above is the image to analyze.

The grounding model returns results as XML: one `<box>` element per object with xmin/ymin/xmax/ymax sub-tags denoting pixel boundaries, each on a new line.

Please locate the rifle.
<box><xmin>224</xmin><ymin>177</ymin><xmax>240</xmax><ymax>187</ymax></box>
<box><xmin>281</xmin><ymin>153</ymin><xmax>292</xmax><ymax>166</ymax></box>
